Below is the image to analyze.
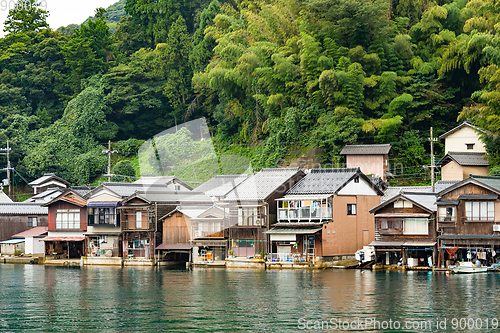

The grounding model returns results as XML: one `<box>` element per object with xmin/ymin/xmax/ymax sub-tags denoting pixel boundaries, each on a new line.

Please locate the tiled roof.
<box><xmin>28</xmin><ymin>173</ymin><xmax>70</xmax><ymax>186</ymax></box>
<box><xmin>196</xmin><ymin>175</ymin><xmax>249</xmax><ymax>198</ymax></box>
<box><xmin>134</xmin><ymin>190</ymin><xmax>214</xmax><ymax>204</ymax></box>
<box><xmin>12</xmin><ymin>226</ymin><xmax>48</xmax><ymax>238</ymax></box>
<box><xmin>133</xmin><ymin>176</ymin><xmax>193</xmax><ymax>190</ymax></box>
<box><xmin>470</xmin><ymin>175</ymin><xmax>500</xmax><ymax>192</ymax></box>
<box><xmin>439</xmin><ymin>121</ymin><xmax>486</xmax><ymax>139</ymax></box>
<box><xmin>0</xmin><ymin>203</ymin><xmax>47</xmax><ymax>215</ymax></box>
<box><xmin>224</xmin><ymin>168</ymin><xmax>303</xmax><ymax>201</ymax></box>
<box><xmin>438</xmin><ymin>151</ymin><xmax>489</xmax><ymax>167</ymax></box>
<box><xmin>286</xmin><ymin>168</ymin><xmax>359</xmax><ymax>195</ymax></box>
<box><xmin>340</xmin><ymin>144</ymin><xmax>392</xmax><ymax>155</ymax></box>
<box><xmin>371</xmin><ymin>192</ymin><xmax>437</xmax><ymax>214</ymax></box>
<box><xmin>71</xmin><ymin>186</ymin><xmax>93</xmax><ymax>197</ymax></box>
<box><xmin>381</xmin><ymin>181</ymin><xmax>457</xmax><ymax>202</ymax></box>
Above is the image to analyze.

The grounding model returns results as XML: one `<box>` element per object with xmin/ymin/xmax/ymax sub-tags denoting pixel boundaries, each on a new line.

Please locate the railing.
<box><xmin>266</xmin><ymin>253</ymin><xmax>308</xmax><ymax>263</ymax></box>
<box><xmin>121</xmin><ymin>220</ymin><xmax>155</xmax><ymax>231</ymax></box>
<box><xmin>438</xmin><ymin>215</ymin><xmax>457</xmax><ymax>222</ymax></box>
<box><xmin>87</xmin><ymin>214</ymin><xmax>119</xmax><ymax>226</ymax></box>
<box><xmin>278</xmin><ymin>207</ymin><xmax>332</xmax><ymax>221</ymax></box>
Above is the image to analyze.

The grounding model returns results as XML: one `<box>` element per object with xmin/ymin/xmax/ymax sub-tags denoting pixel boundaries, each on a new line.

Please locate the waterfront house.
<box><xmin>11</xmin><ymin>226</ymin><xmax>48</xmax><ymax>256</ymax></box>
<box><xmin>436</xmin><ymin>175</ymin><xmax>500</xmax><ymax>267</ymax></box>
<box><xmin>41</xmin><ymin>190</ymin><xmax>87</xmax><ymax>259</ymax></box>
<box><xmin>0</xmin><ymin>239</ymin><xmax>25</xmax><ymax>255</ymax></box>
<box><xmin>340</xmin><ymin>144</ymin><xmax>392</xmax><ymax>181</ymax></box>
<box><xmin>0</xmin><ymin>202</ymin><xmax>48</xmax><ymax>241</ymax></box>
<box><xmin>369</xmin><ymin>191</ymin><xmax>437</xmax><ymax>267</ymax></box>
<box><xmin>438</xmin><ymin>122</ymin><xmax>489</xmax><ymax>181</ymax></box>
<box><xmin>268</xmin><ymin>168</ymin><xmax>382</xmax><ymax>262</ymax></box>
<box><xmin>222</xmin><ymin>168</ymin><xmax>305</xmax><ymax>258</ymax></box>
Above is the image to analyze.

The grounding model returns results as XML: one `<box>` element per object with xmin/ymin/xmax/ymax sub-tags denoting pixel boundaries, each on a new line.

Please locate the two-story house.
<box><xmin>436</xmin><ymin>175</ymin><xmax>500</xmax><ymax>267</ymax></box>
<box><xmin>42</xmin><ymin>189</ymin><xmax>87</xmax><ymax>259</ymax></box>
<box><xmin>267</xmin><ymin>168</ymin><xmax>382</xmax><ymax>262</ymax></box>
<box><xmin>438</xmin><ymin>122</ymin><xmax>489</xmax><ymax>180</ymax></box>
<box><xmin>369</xmin><ymin>192</ymin><xmax>437</xmax><ymax>267</ymax></box>
<box><xmin>340</xmin><ymin>144</ymin><xmax>392</xmax><ymax>181</ymax></box>
<box><xmin>222</xmin><ymin>168</ymin><xmax>305</xmax><ymax>258</ymax></box>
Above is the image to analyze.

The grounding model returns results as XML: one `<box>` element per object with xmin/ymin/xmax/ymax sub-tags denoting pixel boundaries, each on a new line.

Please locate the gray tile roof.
<box><xmin>439</xmin><ymin>121</ymin><xmax>486</xmax><ymax>139</ymax></box>
<box><xmin>286</xmin><ymin>168</ymin><xmax>359</xmax><ymax>195</ymax></box>
<box><xmin>29</xmin><ymin>173</ymin><xmax>70</xmax><ymax>186</ymax></box>
<box><xmin>71</xmin><ymin>186</ymin><xmax>93</xmax><ymax>197</ymax></box>
<box><xmin>340</xmin><ymin>144</ymin><xmax>392</xmax><ymax>155</ymax></box>
<box><xmin>196</xmin><ymin>175</ymin><xmax>249</xmax><ymax>198</ymax></box>
<box><xmin>438</xmin><ymin>151</ymin><xmax>489</xmax><ymax>167</ymax></box>
<box><xmin>0</xmin><ymin>203</ymin><xmax>47</xmax><ymax>215</ymax></box>
<box><xmin>470</xmin><ymin>175</ymin><xmax>500</xmax><ymax>192</ymax></box>
<box><xmin>135</xmin><ymin>191</ymin><xmax>214</xmax><ymax>204</ymax></box>
<box><xmin>381</xmin><ymin>181</ymin><xmax>458</xmax><ymax>202</ymax></box>
<box><xmin>224</xmin><ymin>168</ymin><xmax>303</xmax><ymax>201</ymax></box>
<box><xmin>371</xmin><ymin>192</ymin><xmax>437</xmax><ymax>213</ymax></box>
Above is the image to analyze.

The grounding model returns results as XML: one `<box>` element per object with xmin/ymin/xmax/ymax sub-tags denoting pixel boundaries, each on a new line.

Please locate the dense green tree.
<box><xmin>3</xmin><ymin>0</ymin><xmax>48</xmax><ymax>34</ymax></box>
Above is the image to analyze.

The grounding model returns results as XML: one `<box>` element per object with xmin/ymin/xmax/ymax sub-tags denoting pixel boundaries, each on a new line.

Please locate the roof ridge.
<box><xmin>310</xmin><ymin>168</ymin><xmax>359</xmax><ymax>173</ymax></box>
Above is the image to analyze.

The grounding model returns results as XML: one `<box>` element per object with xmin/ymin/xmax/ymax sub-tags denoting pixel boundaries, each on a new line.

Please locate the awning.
<box><xmin>276</xmin><ymin>195</ymin><xmax>331</xmax><ymax>201</ymax></box>
<box><xmin>85</xmin><ymin>232</ymin><xmax>121</xmax><ymax>236</ymax></box>
<box><xmin>374</xmin><ymin>213</ymin><xmax>430</xmax><ymax>218</ymax></box>
<box><xmin>42</xmin><ymin>237</ymin><xmax>85</xmax><ymax>242</ymax></box>
<box><xmin>369</xmin><ymin>241</ymin><xmax>404</xmax><ymax>247</ymax></box>
<box><xmin>458</xmin><ymin>195</ymin><xmax>498</xmax><ymax>200</ymax></box>
<box><xmin>265</xmin><ymin>227</ymin><xmax>322</xmax><ymax>235</ymax></box>
<box><xmin>88</xmin><ymin>202</ymin><xmax>122</xmax><ymax>207</ymax></box>
<box><xmin>403</xmin><ymin>241</ymin><xmax>436</xmax><ymax>247</ymax></box>
<box><xmin>0</xmin><ymin>239</ymin><xmax>25</xmax><ymax>244</ymax></box>
<box><xmin>438</xmin><ymin>235</ymin><xmax>500</xmax><ymax>240</ymax></box>
<box><xmin>436</xmin><ymin>201</ymin><xmax>459</xmax><ymax>205</ymax></box>
<box><xmin>155</xmin><ymin>243</ymin><xmax>192</xmax><ymax>250</ymax></box>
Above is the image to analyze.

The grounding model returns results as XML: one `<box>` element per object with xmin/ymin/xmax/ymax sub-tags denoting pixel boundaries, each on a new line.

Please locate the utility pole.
<box><xmin>429</xmin><ymin>127</ymin><xmax>438</xmax><ymax>192</ymax></box>
<box><xmin>102</xmin><ymin>141</ymin><xmax>119</xmax><ymax>182</ymax></box>
<box><xmin>0</xmin><ymin>140</ymin><xmax>12</xmax><ymax>197</ymax></box>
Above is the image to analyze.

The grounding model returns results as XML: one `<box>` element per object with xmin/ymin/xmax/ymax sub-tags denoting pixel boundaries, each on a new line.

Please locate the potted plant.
<box><xmin>229</xmin><ymin>249</ymin><xmax>234</xmax><ymax>258</ymax></box>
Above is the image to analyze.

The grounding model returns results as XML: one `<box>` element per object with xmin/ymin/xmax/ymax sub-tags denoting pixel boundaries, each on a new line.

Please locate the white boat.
<box><xmin>449</xmin><ymin>261</ymin><xmax>488</xmax><ymax>274</ymax></box>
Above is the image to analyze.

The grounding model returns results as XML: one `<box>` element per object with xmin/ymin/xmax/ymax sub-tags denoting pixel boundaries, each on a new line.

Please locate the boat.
<box><xmin>449</xmin><ymin>261</ymin><xmax>488</xmax><ymax>274</ymax></box>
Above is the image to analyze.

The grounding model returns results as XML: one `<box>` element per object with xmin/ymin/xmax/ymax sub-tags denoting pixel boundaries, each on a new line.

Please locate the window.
<box><xmin>354</xmin><ymin>176</ymin><xmax>359</xmax><ymax>183</ymax></box>
<box><xmin>28</xmin><ymin>217</ymin><xmax>37</xmax><ymax>227</ymax></box>
<box><xmin>88</xmin><ymin>207</ymin><xmax>118</xmax><ymax>226</ymax></box>
<box><xmin>175</xmin><ymin>185</ymin><xmax>181</xmax><ymax>191</ymax></box>
<box><xmin>347</xmin><ymin>204</ymin><xmax>356</xmax><ymax>215</ymax></box>
<box><xmin>238</xmin><ymin>207</ymin><xmax>260</xmax><ymax>226</ymax></box>
<box><xmin>465</xmin><ymin>201</ymin><xmax>494</xmax><ymax>221</ymax></box>
<box><xmin>136</xmin><ymin>211</ymin><xmax>143</xmax><ymax>229</ymax></box>
<box><xmin>438</xmin><ymin>207</ymin><xmax>456</xmax><ymax>221</ymax></box>
<box><xmin>394</xmin><ymin>200</ymin><xmax>413</xmax><ymax>208</ymax></box>
<box><xmin>403</xmin><ymin>219</ymin><xmax>429</xmax><ymax>235</ymax></box>
<box><xmin>466</xmin><ymin>143</ymin><xmax>475</xmax><ymax>150</ymax></box>
<box><xmin>56</xmin><ymin>209</ymin><xmax>80</xmax><ymax>229</ymax></box>
<box><xmin>379</xmin><ymin>219</ymin><xmax>402</xmax><ymax>230</ymax></box>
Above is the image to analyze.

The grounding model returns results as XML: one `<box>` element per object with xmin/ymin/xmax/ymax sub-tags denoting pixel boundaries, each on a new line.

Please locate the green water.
<box><xmin>0</xmin><ymin>265</ymin><xmax>499</xmax><ymax>332</ymax></box>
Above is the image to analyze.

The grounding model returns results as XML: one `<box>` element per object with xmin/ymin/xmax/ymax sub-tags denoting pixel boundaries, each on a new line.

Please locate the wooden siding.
<box><xmin>47</xmin><ymin>201</ymin><xmax>86</xmax><ymax>231</ymax></box>
<box><xmin>0</xmin><ymin>214</ymin><xmax>48</xmax><ymax>242</ymax></box>
<box><xmin>162</xmin><ymin>213</ymin><xmax>192</xmax><ymax>245</ymax></box>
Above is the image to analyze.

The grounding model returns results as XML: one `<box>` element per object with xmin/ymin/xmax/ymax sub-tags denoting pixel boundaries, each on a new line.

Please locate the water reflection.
<box><xmin>0</xmin><ymin>265</ymin><xmax>500</xmax><ymax>331</ymax></box>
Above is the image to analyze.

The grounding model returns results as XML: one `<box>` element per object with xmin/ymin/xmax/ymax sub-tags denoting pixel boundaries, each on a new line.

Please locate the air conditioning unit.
<box><xmin>493</xmin><ymin>225</ymin><xmax>500</xmax><ymax>232</ymax></box>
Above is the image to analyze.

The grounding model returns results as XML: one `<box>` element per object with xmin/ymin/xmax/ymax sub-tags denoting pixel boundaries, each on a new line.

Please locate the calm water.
<box><xmin>0</xmin><ymin>265</ymin><xmax>499</xmax><ymax>332</ymax></box>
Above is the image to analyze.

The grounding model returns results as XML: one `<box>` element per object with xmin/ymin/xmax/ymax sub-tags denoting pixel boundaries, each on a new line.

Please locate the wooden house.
<box><xmin>222</xmin><ymin>168</ymin><xmax>305</xmax><ymax>258</ymax></box>
<box><xmin>369</xmin><ymin>192</ymin><xmax>437</xmax><ymax>267</ymax></box>
<box><xmin>340</xmin><ymin>144</ymin><xmax>392</xmax><ymax>181</ymax></box>
<box><xmin>41</xmin><ymin>190</ymin><xmax>87</xmax><ymax>259</ymax></box>
<box><xmin>436</xmin><ymin>175</ymin><xmax>500</xmax><ymax>267</ymax></box>
<box><xmin>28</xmin><ymin>173</ymin><xmax>71</xmax><ymax>195</ymax></box>
<box><xmin>0</xmin><ymin>202</ymin><xmax>48</xmax><ymax>241</ymax></box>
<box><xmin>268</xmin><ymin>168</ymin><xmax>382</xmax><ymax>262</ymax></box>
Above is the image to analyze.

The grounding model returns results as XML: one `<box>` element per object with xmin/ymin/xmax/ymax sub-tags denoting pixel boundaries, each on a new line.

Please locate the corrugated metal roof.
<box><xmin>0</xmin><ymin>203</ymin><xmax>47</xmax><ymax>215</ymax></box>
<box><xmin>374</xmin><ymin>213</ymin><xmax>430</xmax><ymax>218</ymax></box>
<box><xmin>12</xmin><ymin>227</ymin><xmax>48</xmax><ymax>238</ymax></box>
<box><xmin>438</xmin><ymin>151</ymin><xmax>489</xmax><ymax>167</ymax></box>
<box><xmin>286</xmin><ymin>168</ymin><xmax>359</xmax><ymax>195</ymax></box>
<box><xmin>340</xmin><ymin>144</ymin><xmax>392</xmax><ymax>155</ymax></box>
<box><xmin>197</xmin><ymin>175</ymin><xmax>249</xmax><ymax>198</ymax></box>
<box><xmin>224</xmin><ymin>168</ymin><xmax>303</xmax><ymax>201</ymax></box>
<box><xmin>0</xmin><ymin>239</ymin><xmax>25</xmax><ymax>244</ymax></box>
<box><xmin>438</xmin><ymin>121</ymin><xmax>486</xmax><ymax>139</ymax></box>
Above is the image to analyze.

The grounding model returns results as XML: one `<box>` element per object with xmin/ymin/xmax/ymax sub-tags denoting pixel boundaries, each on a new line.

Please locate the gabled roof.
<box><xmin>286</xmin><ymin>168</ymin><xmax>383</xmax><ymax>195</ymax></box>
<box><xmin>133</xmin><ymin>176</ymin><xmax>193</xmax><ymax>190</ymax></box>
<box><xmin>41</xmin><ymin>189</ymin><xmax>87</xmax><ymax>207</ymax></box>
<box><xmin>121</xmin><ymin>192</ymin><xmax>152</xmax><ymax>205</ymax></box>
<box><xmin>85</xmin><ymin>182</ymin><xmax>173</xmax><ymax>199</ymax></box>
<box><xmin>196</xmin><ymin>174</ymin><xmax>249</xmax><ymax>198</ymax></box>
<box><xmin>159</xmin><ymin>205</ymin><xmax>221</xmax><ymax>221</ymax></box>
<box><xmin>437</xmin><ymin>151</ymin><xmax>489</xmax><ymax>167</ymax></box>
<box><xmin>223</xmin><ymin>168</ymin><xmax>304</xmax><ymax>202</ymax></box>
<box><xmin>439</xmin><ymin>121</ymin><xmax>487</xmax><ymax>139</ymax></box>
<box><xmin>340</xmin><ymin>144</ymin><xmax>392</xmax><ymax>155</ymax></box>
<box><xmin>437</xmin><ymin>175</ymin><xmax>500</xmax><ymax>198</ymax></box>
<box><xmin>133</xmin><ymin>190</ymin><xmax>214</xmax><ymax>204</ymax></box>
<box><xmin>24</xmin><ymin>188</ymin><xmax>64</xmax><ymax>203</ymax></box>
<box><xmin>70</xmin><ymin>186</ymin><xmax>93</xmax><ymax>197</ymax></box>
<box><xmin>0</xmin><ymin>202</ymin><xmax>48</xmax><ymax>215</ymax></box>
<box><xmin>370</xmin><ymin>192</ymin><xmax>437</xmax><ymax>214</ymax></box>
<box><xmin>28</xmin><ymin>173</ymin><xmax>70</xmax><ymax>186</ymax></box>
<box><xmin>0</xmin><ymin>190</ymin><xmax>12</xmax><ymax>203</ymax></box>
<box><xmin>12</xmin><ymin>226</ymin><xmax>48</xmax><ymax>238</ymax></box>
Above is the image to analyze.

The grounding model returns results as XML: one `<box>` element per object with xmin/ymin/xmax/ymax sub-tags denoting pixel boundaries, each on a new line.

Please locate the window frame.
<box><xmin>347</xmin><ymin>204</ymin><xmax>357</xmax><ymax>215</ymax></box>
<box><xmin>465</xmin><ymin>201</ymin><xmax>495</xmax><ymax>221</ymax></box>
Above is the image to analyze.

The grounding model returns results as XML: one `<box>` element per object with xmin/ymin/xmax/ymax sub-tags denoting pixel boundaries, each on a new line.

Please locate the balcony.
<box><xmin>87</xmin><ymin>213</ymin><xmax>119</xmax><ymax>227</ymax></box>
<box><xmin>278</xmin><ymin>207</ymin><xmax>332</xmax><ymax>222</ymax></box>
<box><xmin>121</xmin><ymin>219</ymin><xmax>154</xmax><ymax>231</ymax></box>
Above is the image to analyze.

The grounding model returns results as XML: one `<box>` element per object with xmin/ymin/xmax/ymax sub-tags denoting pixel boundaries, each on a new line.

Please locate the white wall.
<box><xmin>445</xmin><ymin>126</ymin><xmax>486</xmax><ymax>154</ymax></box>
<box><xmin>337</xmin><ymin>177</ymin><xmax>380</xmax><ymax>196</ymax></box>
<box><xmin>25</xmin><ymin>236</ymin><xmax>45</xmax><ymax>255</ymax></box>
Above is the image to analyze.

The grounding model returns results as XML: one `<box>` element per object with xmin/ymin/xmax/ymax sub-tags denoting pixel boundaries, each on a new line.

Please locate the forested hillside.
<box><xmin>1</xmin><ymin>0</ymin><xmax>500</xmax><ymax>189</ymax></box>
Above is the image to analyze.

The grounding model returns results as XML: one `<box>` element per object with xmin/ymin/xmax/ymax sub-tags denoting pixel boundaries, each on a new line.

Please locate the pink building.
<box><xmin>340</xmin><ymin>144</ymin><xmax>392</xmax><ymax>181</ymax></box>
